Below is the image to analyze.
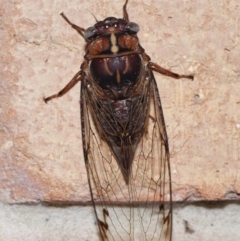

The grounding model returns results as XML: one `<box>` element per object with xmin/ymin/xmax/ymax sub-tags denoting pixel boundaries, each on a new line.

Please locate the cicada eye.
<box><xmin>84</xmin><ymin>26</ymin><xmax>98</xmax><ymax>39</ymax></box>
<box><xmin>125</xmin><ymin>22</ymin><xmax>139</xmax><ymax>33</ymax></box>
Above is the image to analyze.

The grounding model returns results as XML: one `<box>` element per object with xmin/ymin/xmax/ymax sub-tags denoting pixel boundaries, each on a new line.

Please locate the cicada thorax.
<box><xmin>83</xmin><ymin>17</ymin><xmax>150</xmax><ymax>183</ymax></box>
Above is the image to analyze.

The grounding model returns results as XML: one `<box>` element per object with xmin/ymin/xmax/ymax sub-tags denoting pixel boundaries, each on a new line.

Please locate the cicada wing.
<box><xmin>80</xmin><ymin>71</ymin><xmax>172</xmax><ymax>241</ymax></box>
<box><xmin>81</xmin><ymin>79</ymin><xmax>134</xmax><ymax>241</ymax></box>
<box><xmin>131</xmin><ymin>72</ymin><xmax>172</xmax><ymax>241</ymax></box>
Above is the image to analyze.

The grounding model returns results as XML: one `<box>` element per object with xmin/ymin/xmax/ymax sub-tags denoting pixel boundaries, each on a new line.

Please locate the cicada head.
<box><xmin>84</xmin><ymin>17</ymin><xmax>139</xmax><ymax>40</ymax></box>
<box><xmin>84</xmin><ymin>16</ymin><xmax>142</xmax><ymax>58</ymax></box>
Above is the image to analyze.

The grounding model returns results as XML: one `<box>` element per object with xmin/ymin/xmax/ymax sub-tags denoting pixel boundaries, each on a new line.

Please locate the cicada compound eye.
<box><xmin>125</xmin><ymin>22</ymin><xmax>139</xmax><ymax>34</ymax></box>
<box><xmin>84</xmin><ymin>26</ymin><xmax>98</xmax><ymax>39</ymax></box>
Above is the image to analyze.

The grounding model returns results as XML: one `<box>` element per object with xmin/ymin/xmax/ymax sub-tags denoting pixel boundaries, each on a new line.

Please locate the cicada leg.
<box><xmin>44</xmin><ymin>70</ymin><xmax>82</xmax><ymax>103</ymax></box>
<box><xmin>149</xmin><ymin>62</ymin><xmax>194</xmax><ymax>80</ymax></box>
<box><xmin>60</xmin><ymin>12</ymin><xmax>85</xmax><ymax>38</ymax></box>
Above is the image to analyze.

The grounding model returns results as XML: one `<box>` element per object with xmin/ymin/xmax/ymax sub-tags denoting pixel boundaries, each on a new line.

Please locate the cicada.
<box><xmin>44</xmin><ymin>0</ymin><xmax>193</xmax><ymax>240</ymax></box>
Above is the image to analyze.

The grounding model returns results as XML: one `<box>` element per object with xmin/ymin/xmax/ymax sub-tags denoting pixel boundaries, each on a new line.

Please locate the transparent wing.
<box><xmin>80</xmin><ymin>72</ymin><xmax>172</xmax><ymax>241</ymax></box>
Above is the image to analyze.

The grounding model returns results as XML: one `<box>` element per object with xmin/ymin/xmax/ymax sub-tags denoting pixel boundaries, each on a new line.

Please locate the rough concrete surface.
<box><xmin>0</xmin><ymin>0</ymin><xmax>240</xmax><ymax>240</ymax></box>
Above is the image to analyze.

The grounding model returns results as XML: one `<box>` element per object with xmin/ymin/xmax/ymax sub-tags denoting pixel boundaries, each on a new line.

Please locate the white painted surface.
<box><xmin>0</xmin><ymin>202</ymin><xmax>239</xmax><ymax>241</ymax></box>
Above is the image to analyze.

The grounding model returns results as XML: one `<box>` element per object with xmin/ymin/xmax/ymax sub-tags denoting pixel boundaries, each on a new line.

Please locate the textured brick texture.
<box><xmin>1</xmin><ymin>0</ymin><xmax>240</xmax><ymax>205</ymax></box>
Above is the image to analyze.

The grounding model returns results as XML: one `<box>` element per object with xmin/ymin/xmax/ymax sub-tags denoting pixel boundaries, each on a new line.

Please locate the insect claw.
<box><xmin>43</xmin><ymin>96</ymin><xmax>48</xmax><ymax>104</ymax></box>
<box><xmin>182</xmin><ymin>74</ymin><xmax>194</xmax><ymax>81</ymax></box>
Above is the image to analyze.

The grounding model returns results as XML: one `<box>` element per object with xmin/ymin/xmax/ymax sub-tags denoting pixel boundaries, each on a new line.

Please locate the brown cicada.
<box><xmin>44</xmin><ymin>0</ymin><xmax>193</xmax><ymax>240</ymax></box>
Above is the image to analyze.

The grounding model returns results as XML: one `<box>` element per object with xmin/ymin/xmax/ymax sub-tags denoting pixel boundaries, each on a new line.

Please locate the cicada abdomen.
<box><xmin>44</xmin><ymin>0</ymin><xmax>193</xmax><ymax>240</ymax></box>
